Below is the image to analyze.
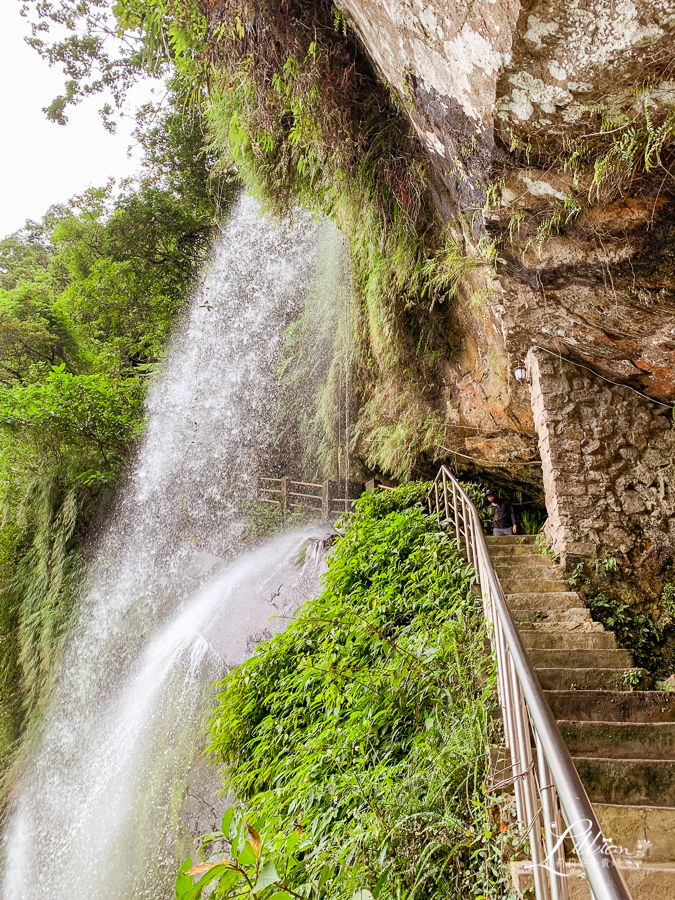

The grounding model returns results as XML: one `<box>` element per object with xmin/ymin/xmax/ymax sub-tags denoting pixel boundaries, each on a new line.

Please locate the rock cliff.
<box><xmin>337</xmin><ymin>0</ymin><xmax>675</xmax><ymax>563</ymax></box>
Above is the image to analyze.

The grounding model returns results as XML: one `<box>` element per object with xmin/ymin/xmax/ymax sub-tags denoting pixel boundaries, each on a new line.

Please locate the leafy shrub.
<box><xmin>183</xmin><ymin>485</ymin><xmax>517</xmax><ymax>900</ymax></box>
<box><xmin>587</xmin><ymin>592</ymin><xmax>660</xmax><ymax>670</ymax></box>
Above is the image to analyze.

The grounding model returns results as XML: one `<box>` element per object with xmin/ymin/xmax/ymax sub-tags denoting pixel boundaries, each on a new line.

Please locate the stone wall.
<box><xmin>527</xmin><ymin>347</ymin><xmax>675</xmax><ymax>571</ymax></box>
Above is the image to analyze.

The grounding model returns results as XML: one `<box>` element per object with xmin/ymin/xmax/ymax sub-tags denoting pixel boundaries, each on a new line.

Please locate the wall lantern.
<box><xmin>513</xmin><ymin>364</ymin><xmax>530</xmax><ymax>385</ymax></box>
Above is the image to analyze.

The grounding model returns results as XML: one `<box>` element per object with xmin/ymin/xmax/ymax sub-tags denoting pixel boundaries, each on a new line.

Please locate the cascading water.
<box><xmin>2</xmin><ymin>194</ymin><xmax>342</xmax><ymax>900</ymax></box>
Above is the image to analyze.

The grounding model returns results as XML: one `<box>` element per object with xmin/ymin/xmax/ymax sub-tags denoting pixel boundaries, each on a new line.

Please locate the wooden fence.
<box><xmin>258</xmin><ymin>476</ymin><xmax>377</xmax><ymax>519</ymax></box>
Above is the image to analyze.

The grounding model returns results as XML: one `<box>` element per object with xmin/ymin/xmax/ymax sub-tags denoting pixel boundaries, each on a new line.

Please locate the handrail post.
<box><xmin>442</xmin><ymin>468</ymin><xmax>450</xmax><ymax>520</ymax></box>
<box><xmin>451</xmin><ymin>480</ymin><xmax>460</xmax><ymax>545</ymax></box>
<box><xmin>459</xmin><ymin>493</ymin><xmax>471</xmax><ymax>563</ymax></box>
<box><xmin>322</xmin><ymin>480</ymin><xmax>329</xmax><ymax>520</ymax></box>
<box><xmin>537</xmin><ymin>733</ymin><xmax>570</xmax><ymax>900</ymax></box>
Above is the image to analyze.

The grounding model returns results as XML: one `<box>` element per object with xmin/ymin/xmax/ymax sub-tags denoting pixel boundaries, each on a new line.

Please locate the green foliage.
<box><xmin>0</xmin><ymin>365</ymin><xmax>143</xmax><ymax>467</ymax></box>
<box><xmin>661</xmin><ymin>583</ymin><xmax>675</xmax><ymax>621</ymax></box>
<box><xmin>519</xmin><ymin>509</ymin><xmax>546</xmax><ymax>535</ymax></box>
<box><xmin>586</xmin><ymin>592</ymin><xmax>661</xmax><ymax>670</ymax></box>
<box><xmin>202</xmin><ymin>1</ymin><xmax>479</xmax><ymax>482</ymax></box>
<box><xmin>194</xmin><ymin>484</ymin><xmax>516</xmax><ymax>900</ymax></box>
<box><xmin>352</xmin><ymin>392</ymin><xmax>446</xmax><ymax>482</ymax></box>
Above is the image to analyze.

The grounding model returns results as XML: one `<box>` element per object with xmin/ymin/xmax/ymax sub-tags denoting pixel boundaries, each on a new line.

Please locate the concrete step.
<box><xmin>486</xmin><ymin>535</ymin><xmax>537</xmax><ymax>544</ymax></box>
<box><xmin>513</xmin><ymin>860</ymin><xmax>675</xmax><ymax>900</ymax></box>
<box><xmin>528</xmin><ymin>648</ymin><xmax>634</xmax><ymax>669</ymax></box>
<box><xmin>560</xmin><ymin>720</ymin><xmax>675</xmax><ymax>759</ymax></box>
<box><xmin>545</xmin><ymin>690</ymin><xmax>675</xmax><ymax>723</ymax></box>
<box><xmin>506</xmin><ymin>591</ymin><xmax>585</xmax><ymax>610</ymax></box>
<box><xmin>501</xmin><ymin>577</ymin><xmax>570</xmax><ymax>593</ymax></box>
<box><xmin>512</xmin><ymin>608</ymin><xmax>595</xmax><ymax>627</ymax></box>
<box><xmin>536</xmin><ymin>667</ymin><xmax>652</xmax><ymax>691</ymax></box>
<box><xmin>594</xmin><ymin>803</ymin><xmax>675</xmax><ymax>863</ymax></box>
<box><xmin>574</xmin><ymin>757</ymin><xmax>675</xmax><ymax>806</ymax></box>
<box><xmin>521</xmin><ymin>630</ymin><xmax>617</xmax><ymax>650</ymax></box>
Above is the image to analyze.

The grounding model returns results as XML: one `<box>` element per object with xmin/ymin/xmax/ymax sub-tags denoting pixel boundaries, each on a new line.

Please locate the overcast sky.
<box><xmin>0</xmin><ymin>1</ymin><xmax>156</xmax><ymax>238</ymax></box>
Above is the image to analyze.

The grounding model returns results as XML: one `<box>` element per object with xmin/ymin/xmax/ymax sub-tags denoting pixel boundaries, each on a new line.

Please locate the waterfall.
<box><xmin>2</xmin><ymin>195</ymin><xmax>340</xmax><ymax>900</ymax></box>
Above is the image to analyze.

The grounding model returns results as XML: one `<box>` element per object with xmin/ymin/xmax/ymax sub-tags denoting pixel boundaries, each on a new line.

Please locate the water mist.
<box><xmin>2</xmin><ymin>195</ymin><xmax>343</xmax><ymax>900</ymax></box>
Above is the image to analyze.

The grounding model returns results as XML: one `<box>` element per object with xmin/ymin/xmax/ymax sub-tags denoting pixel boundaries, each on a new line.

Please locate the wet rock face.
<box><xmin>337</xmin><ymin>0</ymin><xmax>675</xmax><ymax>399</ymax></box>
<box><xmin>339</xmin><ymin>0</ymin><xmax>675</xmax><ymax>542</ymax></box>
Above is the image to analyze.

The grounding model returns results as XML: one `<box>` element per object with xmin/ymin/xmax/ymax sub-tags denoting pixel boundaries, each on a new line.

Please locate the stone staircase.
<box><xmin>488</xmin><ymin>535</ymin><xmax>675</xmax><ymax>900</ymax></box>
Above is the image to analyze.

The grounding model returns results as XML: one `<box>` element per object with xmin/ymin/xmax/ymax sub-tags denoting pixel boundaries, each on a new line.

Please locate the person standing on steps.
<box><xmin>486</xmin><ymin>489</ymin><xmax>517</xmax><ymax>536</ymax></box>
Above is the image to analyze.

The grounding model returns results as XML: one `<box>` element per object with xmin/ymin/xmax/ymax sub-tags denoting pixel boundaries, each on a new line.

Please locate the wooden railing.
<box><xmin>258</xmin><ymin>476</ymin><xmax>370</xmax><ymax>519</ymax></box>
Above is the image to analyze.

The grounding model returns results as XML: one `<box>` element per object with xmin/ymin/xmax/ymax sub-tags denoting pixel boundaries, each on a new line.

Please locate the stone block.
<box><xmin>643</xmin><ymin>449</ymin><xmax>671</xmax><ymax>468</ymax></box>
<box><xmin>607</xmin><ymin>460</ymin><xmax>627</xmax><ymax>478</ymax></box>
<box><xmin>565</xmin><ymin>424</ymin><xmax>586</xmax><ymax>440</ymax></box>
<box><xmin>555</xmin><ymin>478</ymin><xmax>587</xmax><ymax>495</ymax></box>
<box><xmin>621</xmin><ymin>490</ymin><xmax>647</xmax><ymax>514</ymax></box>
<box><xmin>619</xmin><ymin>446</ymin><xmax>640</xmax><ymax>463</ymax></box>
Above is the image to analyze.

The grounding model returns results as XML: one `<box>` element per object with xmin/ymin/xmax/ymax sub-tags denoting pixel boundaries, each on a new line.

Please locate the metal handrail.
<box><xmin>428</xmin><ymin>465</ymin><xmax>632</xmax><ymax>900</ymax></box>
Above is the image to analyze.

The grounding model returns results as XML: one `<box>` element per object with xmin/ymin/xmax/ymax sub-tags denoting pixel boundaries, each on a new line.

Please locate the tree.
<box><xmin>0</xmin><ymin>365</ymin><xmax>143</xmax><ymax>468</ymax></box>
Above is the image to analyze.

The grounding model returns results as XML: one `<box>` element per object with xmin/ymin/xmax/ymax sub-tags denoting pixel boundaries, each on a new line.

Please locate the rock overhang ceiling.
<box><xmin>336</xmin><ymin>0</ymin><xmax>675</xmax><ymax>405</ymax></box>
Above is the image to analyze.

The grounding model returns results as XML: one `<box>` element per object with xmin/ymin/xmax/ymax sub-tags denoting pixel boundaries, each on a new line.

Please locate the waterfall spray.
<box><xmin>2</xmin><ymin>195</ymin><xmax>341</xmax><ymax>900</ymax></box>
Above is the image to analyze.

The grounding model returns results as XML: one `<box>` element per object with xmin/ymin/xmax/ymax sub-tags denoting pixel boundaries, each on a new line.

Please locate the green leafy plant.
<box><xmin>621</xmin><ymin>669</ymin><xmax>644</xmax><ymax>691</ymax></box>
<box><xmin>519</xmin><ymin>509</ymin><xmax>546</xmax><ymax>535</ymax></box>
<box><xmin>534</xmin><ymin>533</ymin><xmax>557</xmax><ymax>560</ymax></box>
<box><xmin>661</xmin><ymin>583</ymin><xmax>675</xmax><ymax>624</ymax></box>
<box><xmin>587</xmin><ymin>592</ymin><xmax>660</xmax><ymax>670</ymax></box>
<box><xmin>176</xmin><ymin>808</ymin><xmax>316</xmax><ymax>900</ymax></box>
<box><xmin>594</xmin><ymin>556</ymin><xmax>619</xmax><ymax>576</ymax></box>
<box><xmin>189</xmin><ymin>484</ymin><xmax>517</xmax><ymax>900</ymax></box>
<box><xmin>567</xmin><ymin>562</ymin><xmax>586</xmax><ymax>590</ymax></box>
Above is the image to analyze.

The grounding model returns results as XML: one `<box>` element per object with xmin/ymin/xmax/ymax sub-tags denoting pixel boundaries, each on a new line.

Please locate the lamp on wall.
<box><xmin>513</xmin><ymin>364</ymin><xmax>530</xmax><ymax>385</ymax></box>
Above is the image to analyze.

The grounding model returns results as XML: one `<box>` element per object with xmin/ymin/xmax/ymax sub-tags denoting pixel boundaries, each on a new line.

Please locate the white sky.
<box><xmin>0</xmin><ymin>1</ymin><xmax>156</xmax><ymax>238</ymax></box>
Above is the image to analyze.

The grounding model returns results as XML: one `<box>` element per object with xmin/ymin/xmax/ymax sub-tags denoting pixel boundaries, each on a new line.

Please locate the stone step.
<box><xmin>528</xmin><ymin>648</ymin><xmax>634</xmax><ymax>669</ymax></box>
<box><xmin>494</xmin><ymin>563</ymin><xmax>563</xmax><ymax>580</ymax></box>
<box><xmin>506</xmin><ymin>591</ymin><xmax>585</xmax><ymax>610</ymax></box>
<box><xmin>536</xmin><ymin>667</ymin><xmax>651</xmax><ymax>691</ymax></box>
<box><xmin>490</xmin><ymin>546</ymin><xmax>550</xmax><ymax>558</ymax></box>
<box><xmin>545</xmin><ymin>691</ymin><xmax>675</xmax><ymax>723</ymax></box>
<box><xmin>501</xmin><ymin>578</ymin><xmax>570</xmax><ymax>593</ymax></box>
<box><xmin>574</xmin><ymin>757</ymin><xmax>675</xmax><ymax>807</ymax></box>
<box><xmin>521</xmin><ymin>631</ymin><xmax>617</xmax><ymax>651</ymax></box>
<box><xmin>513</xmin><ymin>860</ymin><xmax>675</xmax><ymax>900</ymax></box>
<box><xmin>594</xmin><ymin>803</ymin><xmax>675</xmax><ymax>864</ymax></box>
<box><xmin>512</xmin><ymin>608</ymin><xmax>595</xmax><ymax>626</ymax></box>
<box><xmin>560</xmin><ymin>720</ymin><xmax>675</xmax><ymax>759</ymax></box>
<box><xmin>493</xmin><ymin>556</ymin><xmax>558</xmax><ymax>570</ymax></box>
<box><xmin>519</xmin><ymin>620</ymin><xmax>606</xmax><ymax>635</ymax></box>
<box><xmin>486</xmin><ymin>535</ymin><xmax>537</xmax><ymax>544</ymax></box>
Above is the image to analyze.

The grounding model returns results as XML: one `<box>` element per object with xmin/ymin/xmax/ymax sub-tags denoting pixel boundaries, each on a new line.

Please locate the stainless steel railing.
<box><xmin>428</xmin><ymin>465</ymin><xmax>632</xmax><ymax>900</ymax></box>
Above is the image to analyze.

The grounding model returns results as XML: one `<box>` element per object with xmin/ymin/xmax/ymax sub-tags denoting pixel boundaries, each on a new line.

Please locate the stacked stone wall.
<box><xmin>527</xmin><ymin>347</ymin><xmax>675</xmax><ymax>571</ymax></box>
